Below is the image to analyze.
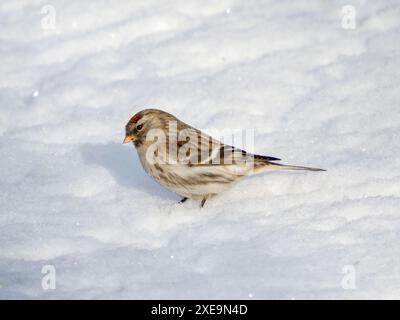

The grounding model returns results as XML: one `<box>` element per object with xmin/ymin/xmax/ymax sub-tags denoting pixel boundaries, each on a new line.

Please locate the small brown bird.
<box><xmin>124</xmin><ymin>109</ymin><xmax>324</xmax><ymax>207</ymax></box>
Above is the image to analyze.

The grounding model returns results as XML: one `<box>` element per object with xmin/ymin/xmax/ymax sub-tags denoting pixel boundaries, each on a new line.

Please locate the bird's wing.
<box><xmin>176</xmin><ymin>135</ymin><xmax>280</xmax><ymax>167</ymax></box>
<box><xmin>170</xmin><ymin>123</ymin><xmax>280</xmax><ymax>167</ymax></box>
<box><xmin>217</xmin><ymin>145</ymin><xmax>281</xmax><ymax>165</ymax></box>
<box><xmin>174</xmin><ymin>128</ymin><xmax>222</xmax><ymax>166</ymax></box>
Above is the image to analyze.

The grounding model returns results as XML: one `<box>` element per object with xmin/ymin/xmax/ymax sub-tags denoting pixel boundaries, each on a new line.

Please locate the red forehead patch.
<box><xmin>129</xmin><ymin>112</ymin><xmax>142</xmax><ymax>124</ymax></box>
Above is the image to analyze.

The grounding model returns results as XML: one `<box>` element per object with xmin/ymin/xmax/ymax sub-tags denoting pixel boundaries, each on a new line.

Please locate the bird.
<box><xmin>123</xmin><ymin>109</ymin><xmax>325</xmax><ymax>207</ymax></box>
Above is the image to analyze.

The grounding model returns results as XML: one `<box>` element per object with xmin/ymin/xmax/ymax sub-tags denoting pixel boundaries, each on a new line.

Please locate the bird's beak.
<box><xmin>123</xmin><ymin>134</ymin><xmax>137</xmax><ymax>144</ymax></box>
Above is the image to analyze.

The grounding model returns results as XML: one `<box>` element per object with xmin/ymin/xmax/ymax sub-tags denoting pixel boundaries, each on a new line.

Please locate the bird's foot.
<box><xmin>178</xmin><ymin>197</ymin><xmax>188</xmax><ymax>204</ymax></box>
<box><xmin>200</xmin><ymin>198</ymin><xmax>207</xmax><ymax>208</ymax></box>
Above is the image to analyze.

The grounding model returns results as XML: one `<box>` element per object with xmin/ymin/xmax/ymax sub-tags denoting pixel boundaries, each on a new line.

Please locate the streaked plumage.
<box><xmin>124</xmin><ymin>109</ymin><xmax>325</xmax><ymax>207</ymax></box>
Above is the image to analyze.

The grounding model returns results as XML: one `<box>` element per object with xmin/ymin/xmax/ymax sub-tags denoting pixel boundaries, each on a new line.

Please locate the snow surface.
<box><xmin>1</xmin><ymin>0</ymin><xmax>400</xmax><ymax>299</ymax></box>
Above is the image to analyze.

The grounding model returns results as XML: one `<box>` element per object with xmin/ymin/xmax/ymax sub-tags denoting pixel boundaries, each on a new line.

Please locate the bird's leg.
<box><xmin>200</xmin><ymin>194</ymin><xmax>216</xmax><ymax>208</ymax></box>
<box><xmin>200</xmin><ymin>198</ymin><xmax>207</xmax><ymax>208</ymax></box>
<box><xmin>178</xmin><ymin>197</ymin><xmax>188</xmax><ymax>204</ymax></box>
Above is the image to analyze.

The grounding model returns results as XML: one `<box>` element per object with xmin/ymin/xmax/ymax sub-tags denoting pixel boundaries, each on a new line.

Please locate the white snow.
<box><xmin>1</xmin><ymin>0</ymin><xmax>400</xmax><ymax>299</ymax></box>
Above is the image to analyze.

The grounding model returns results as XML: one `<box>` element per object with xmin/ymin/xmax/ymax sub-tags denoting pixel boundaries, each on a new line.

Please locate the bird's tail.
<box><xmin>253</xmin><ymin>161</ymin><xmax>326</xmax><ymax>174</ymax></box>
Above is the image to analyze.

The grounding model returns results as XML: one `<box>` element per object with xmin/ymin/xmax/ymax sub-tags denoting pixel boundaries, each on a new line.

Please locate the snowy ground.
<box><xmin>1</xmin><ymin>0</ymin><xmax>400</xmax><ymax>299</ymax></box>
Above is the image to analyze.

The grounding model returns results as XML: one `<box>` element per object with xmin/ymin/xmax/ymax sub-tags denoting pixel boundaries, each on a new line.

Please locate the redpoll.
<box><xmin>123</xmin><ymin>109</ymin><xmax>324</xmax><ymax>207</ymax></box>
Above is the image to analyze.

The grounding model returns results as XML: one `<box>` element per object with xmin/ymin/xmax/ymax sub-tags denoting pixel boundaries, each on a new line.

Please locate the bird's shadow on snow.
<box><xmin>80</xmin><ymin>142</ymin><xmax>177</xmax><ymax>201</ymax></box>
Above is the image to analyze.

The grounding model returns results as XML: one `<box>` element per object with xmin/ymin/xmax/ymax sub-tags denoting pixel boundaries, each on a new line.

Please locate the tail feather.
<box><xmin>254</xmin><ymin>154</ymin><xmax>281</xmax><ymax>162</ymax></box>
<box><xmin>254</xmin><ymin>161</ymin><xmax>326</xmax><ymax>173</ymax></box>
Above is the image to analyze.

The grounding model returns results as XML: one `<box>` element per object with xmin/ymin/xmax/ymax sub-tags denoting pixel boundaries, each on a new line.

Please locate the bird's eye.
<box><xmin>136</xmin><ymin>124</ymin><xmax>143</xmax><ymax>130</ymax></box>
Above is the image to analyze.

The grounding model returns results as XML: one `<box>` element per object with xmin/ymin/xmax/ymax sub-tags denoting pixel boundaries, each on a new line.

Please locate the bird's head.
<box><xmin>123</xmin><ymin>109</ymin><xmax>175</xmax><ymax>147</ymax></box>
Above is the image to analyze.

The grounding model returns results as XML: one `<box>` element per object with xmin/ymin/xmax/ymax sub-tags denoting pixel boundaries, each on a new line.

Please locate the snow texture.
<box><xmin>1</xmin><ymin>0</ymin><xmax>400</xmax><ymax>299</ymax></box>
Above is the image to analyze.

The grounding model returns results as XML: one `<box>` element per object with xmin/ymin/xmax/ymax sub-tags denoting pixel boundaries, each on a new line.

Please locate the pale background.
<box><xmin>0</xmin><ymin>0</ymin><xmax>399</xmax><ymax>298</ymax></box>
